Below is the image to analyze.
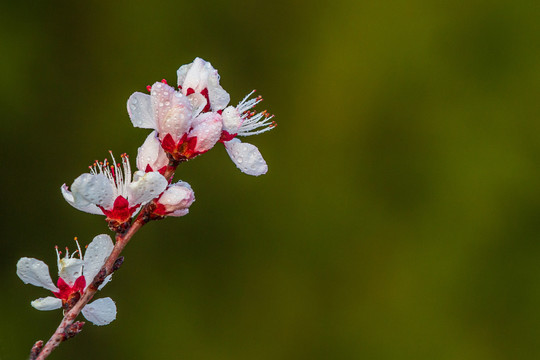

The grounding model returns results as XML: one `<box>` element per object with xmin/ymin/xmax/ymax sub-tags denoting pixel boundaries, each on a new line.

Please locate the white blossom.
<box><xmin>16</xmin><ymin>235</ymin><xmax>117</xmax><ymax>326</ymax></box>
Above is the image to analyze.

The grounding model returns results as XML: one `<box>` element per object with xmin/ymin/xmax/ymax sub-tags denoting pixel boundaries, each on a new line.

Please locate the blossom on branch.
<box><xmin>61</xmin><ymin>152</ymin><xmax>168</xmax><ymax>232</ymax></box>
<box><xmin>150</xmin><ymin>181</ymin><xmax>195</xmax><ymax>218</ymax></box>
<box><xmin>177</xmin><ymin>57</ymin><xmax>230</xmax><ymax>112</ymax></box>
<box><xmin>220</xmin><ymin>91</ymin><xmax>276</xmax><ymax>176</ymax></box>
<box><xmin>16</xmin><ymin>235</ymin><xmax>117</xmax><ymax>326</ymax></box>
<box><xmin>127</xmin><ymin>81</ymin><xmax>223</xmax><ymax>161</ymax></box>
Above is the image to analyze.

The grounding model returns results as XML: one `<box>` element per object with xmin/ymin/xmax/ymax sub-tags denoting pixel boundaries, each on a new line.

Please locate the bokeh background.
<box><xmin>1</xmin><ymin>0</ymin><xmax>539</xmax><ymax>359</ymax></box>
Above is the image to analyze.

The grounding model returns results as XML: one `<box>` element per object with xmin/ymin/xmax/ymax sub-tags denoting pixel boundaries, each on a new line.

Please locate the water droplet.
<box><xmin>164</xmin><ymin>92</ymin><xmax>169</xmax><ymax>96</ymax></box>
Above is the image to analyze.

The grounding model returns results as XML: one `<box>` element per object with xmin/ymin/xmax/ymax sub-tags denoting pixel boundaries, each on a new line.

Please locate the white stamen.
<box><xmin>89</xmin><ymin>152</ymin><xmax>133</xmax><ymax>200</ymax></box>
<box><xmin>235</xmin><ymin>91</ymin><xmax>275</xmax><ymax>137</ymax></box>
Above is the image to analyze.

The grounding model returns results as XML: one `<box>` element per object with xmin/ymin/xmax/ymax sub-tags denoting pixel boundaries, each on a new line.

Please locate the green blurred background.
<box><xmin>1</xmin><ymin>0</ymin><xmax>539</xmax><ymax>359</ymax></box>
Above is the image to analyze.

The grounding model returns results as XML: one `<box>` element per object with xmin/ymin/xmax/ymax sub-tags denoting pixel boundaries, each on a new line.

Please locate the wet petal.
<box><xmin>31</xmin><ymin>297</ymin><xmax>62</xmax><ymax>311</ymax></box>
<box><xmin>189</xmin><ymin>112</ymin><xmax>222</xmax><ymax>153</ymax></box>
<box><xmin>150</xmin><ymin>82</ymin><xmax>192</xmax><ymax>142</ymax></box>
<box><xmin>136</xmin><ymin>131</ymin><xmax>169</xmax><ymax>173</ymax></box>
<box><xmin>82</xmin><ymin>297</ymin><xmax>117</xmax><ymax>326</ymax></box>
<box><xmin>58</xmin><ymin>258</ymin><xmax>83</xmax><ymax>285</ymax></box>
<box><xmin>71</xmin><ymin>173</ymin><xmax>115</xmax><ymax>210</ymax></box>
<box><xmin>157</xmin><ymin>181</ymin><xmax>195</xmax><ymax>216</ymax></box>
<box><xmin>61</xmin><ymin>184</ymin><xmax>103</xmax><ymax>215</ymax></box>
<box><xmin>17</xmin><ymin>258</ymin><xmax>58</xmax><ymax>291</ymax></box>
<box><xmin>127</xmin><ymin>92</ymin><xmax>155</xmax><ymax>129</ymax></box>
<box><xmin>128</xmin><ymin>171</ymin><xmax>168</xmax><ymax>206</ymax></box>
<box><xmin>177</xmin><ymin>58</ymin><xmax>230</xmax><ymax>111</ymax></box>
<box><xmin>83</xmin><ymin>234</ymin><xmax>114</xmax><ymax>289</ymax></box>
<box><xmin>224</xmin><ymin>138</ymin><xmax>268</xmax><ymax>176</ymax></box>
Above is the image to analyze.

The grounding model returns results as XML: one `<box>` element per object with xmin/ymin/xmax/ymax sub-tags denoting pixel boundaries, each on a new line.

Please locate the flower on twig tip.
<box><xmin>177</xmin><ymin>57</ymin><xmax>230</xmax><ymax>112</ymax></box>
<box><xmin>220</xmin><ymin>91</ymin><xmax>276</xmax><ymax>176</ymax></box>
<box><xmin>61</xmin><ymin>152</ymin><xmax>168</xmax><ymax>232</ymax></box>
<box><xmin>16</xmin><ymin>235</ymin><xmax>117</xmax><ymax>326</ymax></box>
<box><xmin>128</xmin><ymin>81</ymin><xmax>223</xmax><ymax>161</ymax></box>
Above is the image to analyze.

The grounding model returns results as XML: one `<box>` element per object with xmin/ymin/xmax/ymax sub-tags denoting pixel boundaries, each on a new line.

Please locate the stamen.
<box><xmin>74</xmin><ymin>237</ymin><xmax>83</xmax><ymax>260</ymax></box>
<box><xmin>55</xmin><ymin>246</ymin><xmax>61</xmax><ymax>270</ymax></box>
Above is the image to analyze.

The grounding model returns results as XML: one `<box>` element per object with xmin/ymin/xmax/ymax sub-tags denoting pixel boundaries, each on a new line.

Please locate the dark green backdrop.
<box><xmin>1</xmin><ymin>0</ymin><xmax>539</xmax><ymax>359</ymax></box>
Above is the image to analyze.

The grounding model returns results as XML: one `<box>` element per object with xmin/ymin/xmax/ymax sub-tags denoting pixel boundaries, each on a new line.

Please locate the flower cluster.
<box><xmin>17</xmin><ymin>58</ymin><xmax>274</xmax><ymax>340</ymax></box>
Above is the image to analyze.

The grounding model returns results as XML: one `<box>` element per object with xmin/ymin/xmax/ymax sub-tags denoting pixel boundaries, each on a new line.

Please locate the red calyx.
<box><xmin>161</xmin><ymin>133</ymin><xmax>204</xmax><ymax>161</ymax></box>
<box><xmin>100</xmin><ymin>196</ymin><xmax>138</xmax><ymax>225</ymax></box>
<box><xmin>53</xmin><ymin>276</ymin><xmax>86</xmax><ymax>301</ymax></box>
<box><xmin>219</xmin><ymin>130</ymin><xmax>237</xmax><ymax>143</ymax></box>
<box><xmin>145</xmin><ymin>164</ymin><xmax>167</xmax><ymax>176</ymax></box>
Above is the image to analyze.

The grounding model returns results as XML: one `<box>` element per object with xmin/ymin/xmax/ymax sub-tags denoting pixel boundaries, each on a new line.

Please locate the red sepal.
<box><xmin>160</xmin><ymin>133</ymin><xmax>204</xmax><ymax>160</ymax></box>
<box><xmin>101</xmin><ymin>196</ymin><xmax>138</xmax><ymax>224</ymax></box>
<box><xmin>219</xmin><ymin>130</ymin><xmax>237</xmax><ymax>143</ymax></box>
<box><xmin>53</xmin><ymin>276</ymin><xmax>86</xmax><ymax>301</ymax></box>
<box><xmin>200</xmin><ymin>88</ymin><xmax>211</xmax><ymax>112</ymax></box>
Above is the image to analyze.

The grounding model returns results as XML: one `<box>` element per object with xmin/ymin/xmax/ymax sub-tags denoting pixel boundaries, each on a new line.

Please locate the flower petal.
<box><xmin>189</xmin><ymin>112</ymin><xmax>222</xmax><ymax>153</ymax></box>
<box><xmin>157</xmin><ymin>181</ymin><xmax>195</xmax><ymax>216</ymax></box>
<box><xmin>83</xmin><ymin>234</ymin><xmax>114</xmax><ymax>289</ymax></box>
<box><xmin>17</xmin><ymin>258</ymin><xmax>58</xmax><ymax>291</ymax></box>
<box><xmin>82</xmin><ymin>297</ymin><xmax>117</xmax><ymax>326</ymax></box>
<box><xmin>128</xmin><ymin>171</ymin><xmax>168</xmax><ymax>206</ymax></box>
<box><xmin>31</xmin><ymin>297</ymin><xmax>62</xmax><ymax>311</ymax></box>
<box><xmin>127</xmin><ymin>92</ymin><xmax>156</xmax><ymax>129</ymax></box>
<box><xmin>58</xmin><ymin>258</ymin><xmax>83</xmax><ymax>285</ymax></box>
<box><xmin>224</xmin><ymin>138</ymin><xmax>268</xmax><ymax>176</ymax></box>
<box><xmin>61</xmin><ymin>184</ymin><xmax>103</xmax><ymax>215</ymax></box>
<box><xmin>71</xmin><ymin>173</ymin><xmax>115</xmax><ymax>210</ymax></box>
<box><xmin>150</xmin><ymin>82</ymin><xmax>192</xmax><ymax>142</ymax></box>
<box><xmin>177</xmin><ymin>58</ymin><xmax>230</xmax><ymax>111</ymax></box>
<box><xmin>136</xmin><ymin>131</ymin><xmax>169</xmax><ymax>173</ymax></box>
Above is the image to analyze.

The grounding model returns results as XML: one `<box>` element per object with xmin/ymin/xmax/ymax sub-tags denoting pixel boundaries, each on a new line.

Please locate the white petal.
<box><xmin>158</xmin><ymin>181</ymin><xmax>195</xmax><ymax>215</ymax></box>
<box><xmin>31</xmin><ymin>297</ymin><xmax>62</xmax><ymax>311</ymax></box>
<box><xmin>127</xmin><ymin>92</ymin><xmax>156</xmax><ymax>129</ymax></box>
<box><xmin>61</xmin><ymin>184</ymin><xmax>103</xmax><ymax>215</ymax></box>
<box><xmin>169</xmin><ymin>209</ymin><xmax>189</xmax><ymax>217</ymax></box>
<box><xmin>151</xmin><ymin>82</ymin><xmax>192</xmax><ymax>142</ymax></box>
<box><xmin>127</xmin><ymin>171</ymin><xmax>168</xmax><ymax>206</ymax></box>
<box><xmin>188</xmin><ymin>112</ymin><xmax>222</xmax><ymax>153</ymax></box>
<box><xmin>71</xmin><ymin>173</ymin><xmax>115</xmax><ymax>210</ymax></box>
<box><xmin>178</xmin><ymin>58</ymin><xmax>230</xmax><ymax>111</ymax></box>
<box><xmin>83</xmin><ymin>234</ymin><xmax>114</xmax><ymax>288</ymax></box>
<box><xmin>82</xmin><ymin>298</ymin><xmax>117</xmax><ymax>326</ymax></box>
<box><xmin>17</xmin><ymin>258</ymin><xmax>58</xmax><ymax>291</ymax></box>
<box><xmin>224</xmin><ymin>139</ymin><xmax>268</xmax><ymax>176</ymax></box>
<box><xmin>58</xmin><ymin>258</ymin><xmax>83</xmax><ymax>285</ymax></box>
<box><xmin>207</xmin><ymin>76</ymin><xmax>230</xmax><ymax>111</ymax></box>
<box><xmin>176</xmin><ymin>62</ymin><xmax>191</xmax><ymax>86</ymax></box>
<box><xmin>136</xmin><ymin>131</ymin><xmax>169</xmax><ymax>172</ymax></box>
